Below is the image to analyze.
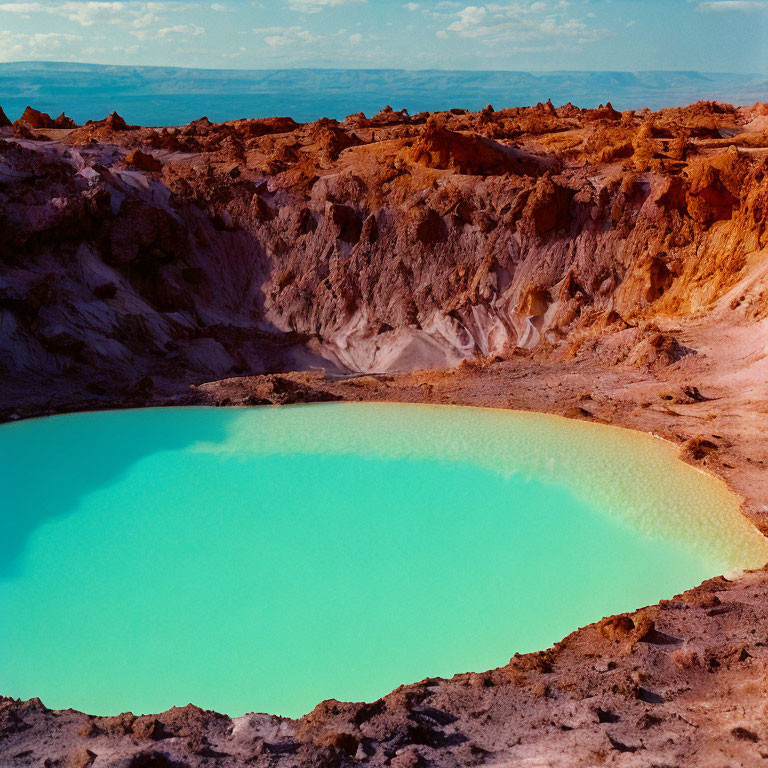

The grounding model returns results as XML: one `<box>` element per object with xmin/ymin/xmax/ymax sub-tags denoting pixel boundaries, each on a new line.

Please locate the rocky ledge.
<box><xmin>2</xmin><ymin>98</ymin><xmax>768</xmax><ymax>767</ymax></box>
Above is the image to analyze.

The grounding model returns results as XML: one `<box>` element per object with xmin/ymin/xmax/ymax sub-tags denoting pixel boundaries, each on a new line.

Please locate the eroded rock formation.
<box><xmin>18</xmin><ymin>106</ymin><xmax>77</xmax><ymax>130</ymax></box>
<box><xmin>1</xmin><ymin>99</ymin><xmax>767</xmax><ymax>394</ymax></box>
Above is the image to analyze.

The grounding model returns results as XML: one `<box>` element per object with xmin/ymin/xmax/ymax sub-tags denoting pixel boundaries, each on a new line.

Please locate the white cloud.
<box><xmin>210</xmin><ymin>2</ymin><xmax>230</xmax><ymax>9</ymax></box>
<box><xmin>0</xmin><ymin>1</ymin><xmax>191</xmax><ymax>28</ymax></box>
<box><xmin>58</xmin><ymin>2</ymin><xmax>127</xmax><ymax>27</ymax></box>
<box><xmin>220</xmin><ymin>45</ymin><xmax>247</xmax><ymax>58</ymax></box>
<box><xmin>156</xmin><ymin>23</ymin><xmax>204</xmax><ymax>37</ymax></box>
<box><xmin>0</xmin><ymin>2</ymin><xmax>43</xmax><ymax>16</ymax></box>
<box><xmin>113</xmin><ymin>43</ymin><xmax>141</xmax><ymax>54</ymax></box>
<box><xmin>441</xmin><ymin>3</ymin><xmax>608</xmax><ymax>46</ymax></box>
<box><xmin>0</xmin><ymin>29</ymin><xmax>79</xmax><ymax>60</ymax></box>
<box><xmin>254</xmin><ymin>24</ymin><xmax>323</xmax><ymax>46</ymax></box>
<box><xmin>131</xmin><ymin>10</ymin><xmax>162</xmax><ymax>29</ymax></box>
<box><xmin>404</xmin><ymin>2</ymin><xmax>419</xmax><ymax>10</ymax></box>
<box><xmin>697</xmin><ymin>0</ymin><xmax>766</xmax><ymax>9</ymax></box>
<box><xmin>349</xmin><ymin>31</ymin><xmax>362</xmax><ymax>42</ymax></box>
<box><xmin>447</xmin><ymin>5</ymin><xmax>487</xmax><ymax>30</ymax></box>
<box><xmin>286</xmin><ymin>0</ymin><xmax>365</xmax><ymax>12</ymax></box>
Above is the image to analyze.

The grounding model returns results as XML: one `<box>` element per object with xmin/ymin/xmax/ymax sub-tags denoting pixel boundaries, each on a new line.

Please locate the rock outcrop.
<box><xmin>64</xmin><ymin>112</ymin><xmax>135</xmax><ymax>144</ymax></box>
<box><xmin>20</xmin><ymin>106</ymin><xmax>54</xmax><ymax>129</ymax></box>
<box><xmin>53</xmin><ymin>111</ymin><xmax>77</xmax><ymax>129</ymax></box>
<box><xmin>1</xmin><ymin>98</ymin><xmax>767</xmax><ymax>389</ymax></box>
<box><xmin>408</xmin><ymin>114</ymin><xmax>554</xmax><ymax>175</ymax></box>
<box><xmin>18</xmin><ymin>105</ymin><xmax>77</xmax><ymax>129</ymax></box>
<box><xmin>124</xmin><ymin>149</ymin><xmax>162</xmax><ymax>172</ymax></box>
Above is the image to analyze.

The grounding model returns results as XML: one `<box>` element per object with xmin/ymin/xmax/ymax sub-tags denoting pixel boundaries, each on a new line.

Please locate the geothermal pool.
<box><xmin>1</xmin><ymin>403</ymin><xmax>767</xmax><ymax>718</ymax></box>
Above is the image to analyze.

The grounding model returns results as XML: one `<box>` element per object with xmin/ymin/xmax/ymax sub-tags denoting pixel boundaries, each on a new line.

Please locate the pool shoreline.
<box><xmin>4</xmin><ymin>396</ymin><xmax>759</xmax><ymax>532</ymax></box>
<box><xmin>7</xmin><ymin>403</ymin><xmax>759</xmax><ymax>719</ymax></box>
<box><xmin>4</xmin><ymin>357</ymin><xmax>768</xmax><ymax>766</ymax></box>
<box><xmin>4</xmin><ymin>384</ymin><xmax>766</xmax><ymax>544</ymax></box>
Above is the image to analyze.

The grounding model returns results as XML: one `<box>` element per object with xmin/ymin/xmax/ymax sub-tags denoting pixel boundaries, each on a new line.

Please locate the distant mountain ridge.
<box><xmin>0</xmin><ymin>62</ymin><xmax>765</xmax><ymax>125</ymax></box>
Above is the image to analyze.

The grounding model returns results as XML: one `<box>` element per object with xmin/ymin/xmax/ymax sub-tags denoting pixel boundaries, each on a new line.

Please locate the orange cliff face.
<box><xmin>0</xmin><ymin>98</ymin><xmax>767</xmax><ymax>396</ymax></box>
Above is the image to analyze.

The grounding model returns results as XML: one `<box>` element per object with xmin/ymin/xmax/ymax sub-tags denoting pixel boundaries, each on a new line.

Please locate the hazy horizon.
<box><xmin>1</xmin><ymin>63</ymin><xmax>765</xmax><ymax>125</ymax></box>
<box><xmin>2</xmin><ymin>60</ymin><xmax>768</xmax><ymax>75</ymax></box>
<box><xmin>0</xmin><ymin>0</ymin><xmax>766</xmax><ymax>73</ymax></box>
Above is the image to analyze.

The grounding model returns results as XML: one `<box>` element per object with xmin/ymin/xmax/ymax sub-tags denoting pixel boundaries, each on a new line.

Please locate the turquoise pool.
<box><xmin>1</xmin><ymin>403</ymin><xmax>765</xmax><ymax>718</ymax></box>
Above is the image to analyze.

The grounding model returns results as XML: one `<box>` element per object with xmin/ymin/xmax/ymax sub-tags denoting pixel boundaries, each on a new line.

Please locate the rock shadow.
<box><xmin>0</xmin><ymin>407</ymin><xmax>233</xmax><ymax>579</ymax></box>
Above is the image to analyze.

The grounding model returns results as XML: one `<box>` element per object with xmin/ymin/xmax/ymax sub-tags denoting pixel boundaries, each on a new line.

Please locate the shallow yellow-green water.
<box><xmin>0</xmin><ymin>403</ymin><xmax>765</xmax><ymax>718</ymax></box>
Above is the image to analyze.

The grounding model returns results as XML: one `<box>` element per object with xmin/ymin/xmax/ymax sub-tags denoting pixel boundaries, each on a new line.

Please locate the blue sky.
<box><xmin>0</xmin><ymin>0</ymin><xmax>765</xmax><ymax>71</ymax></box>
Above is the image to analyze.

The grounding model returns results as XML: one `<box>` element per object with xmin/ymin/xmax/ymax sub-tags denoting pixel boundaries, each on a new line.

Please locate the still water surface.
<box><xmin>1</xmin><ymin>404</ymin><xmax>766</xmax><ymax>717</ymax></box>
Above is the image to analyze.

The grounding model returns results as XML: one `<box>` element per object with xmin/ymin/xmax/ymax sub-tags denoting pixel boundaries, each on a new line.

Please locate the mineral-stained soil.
<box><xmin>2</xmin><ymin>98</ymin><xmax>768</xmax><ymax>767</ymax></box>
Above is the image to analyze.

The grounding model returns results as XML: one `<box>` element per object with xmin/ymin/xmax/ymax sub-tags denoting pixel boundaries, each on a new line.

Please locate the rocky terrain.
<box><xmin>2</xmin><ymin>97</ymin><xmax>768</xmax><ymax>766</ymax></box>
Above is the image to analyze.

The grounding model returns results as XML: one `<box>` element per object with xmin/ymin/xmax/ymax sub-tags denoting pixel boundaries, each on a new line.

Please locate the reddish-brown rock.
<box><xmin>105</xmin><ymin>111</ymin><xmax>130</xmax><ymax>131</ymax></box>
<box><xmin>20</xmin><ymin>105</ymin><xmax>55</xmax><ymax>128</ymax></box>
<box><xmin>686</xmin><ymin>153</ymin><xmax>742</xmax><ymax>223</ymax></box>
<box><xmin>53</xmin><ymin>111</ymin><xmax>77</xmax><ymax>129</ymax></box>
<box><xmin>11</xmin><ymin>119</ymin><xmax>50</xmax><ymax>141</ymax></box>
<box><xmin>124</xmin><ymin>149</ymin><xmax>162</xmax><ymax>172</ymax></box>
<box><xmin>64</xmin><ymin>112</ymin><xmax>137</xmax><ymax>146</ymax></box>
<box><xmin>409</xmin><ymin>115</ymin><xmax>552</xmax><ymax>176</ymax></box>
<box><xmin>11</xmin><ymin>119</ymin><xmax>34</xmax><ymax>138</ymax></box>
<box><xmin>15</xmin><ymin>107</ymin><xmax>77</xmax><ymax>130</ymax></box>
<box><xmin>229</xmin><ymin>115</ymin><xmax>300</xmax><ymax>137</ymax></box>
<box><xmin>583</xmin><ymin>101</ymin><xmax>622</xmax><ymax>122</ymax></box>
<box><xmin>524</xmin><ymin>175</ymin><xmax>573</xmax><ymax>234</ymax></box>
